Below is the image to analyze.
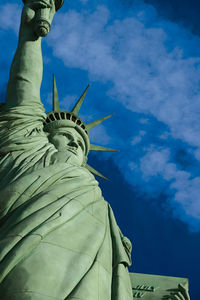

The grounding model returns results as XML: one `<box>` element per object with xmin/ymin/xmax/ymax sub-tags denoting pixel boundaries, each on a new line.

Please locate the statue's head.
<box><xmin>47</xmin><ymin>127</ymin><xmax>86</xmax><ymax>166</ymax></box>
<box><xmin>43</xmin><ymin>76</ymin><xmax>116</xmax><ymax>179</ymax></box>
<box><xmin>44</xmin><ymin>110</ymin><xmax>89</xmax><ymax>167</ymax></box>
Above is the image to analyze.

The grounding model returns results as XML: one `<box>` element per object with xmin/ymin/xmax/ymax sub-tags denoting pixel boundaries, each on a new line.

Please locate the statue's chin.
<box><xmin>50</xmin><ymin>151</ymin><xmax>82</xmax><ymax>166</ymax></box>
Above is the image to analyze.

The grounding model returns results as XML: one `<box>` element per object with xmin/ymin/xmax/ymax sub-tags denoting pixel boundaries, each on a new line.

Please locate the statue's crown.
<box><xmin>44</xmin><ymin>75</ymin><xmax>117</xmax><ymax>180</ymax></box>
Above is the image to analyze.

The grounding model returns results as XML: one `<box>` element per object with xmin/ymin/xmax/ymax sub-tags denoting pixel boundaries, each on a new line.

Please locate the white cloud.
<box><xmin>140</xmin><ymin>147</ymin><xmax>170</xmax><ymax>177</ymax></box>
<box><xmin>0</xmin><ymin>4</ymin><xmax>21</xmax><ymax>34</ymax></box>
<box><xmin>140</xmin><ymin>147</ymin><xmax>200</xmax><ymax>229</ymax></box>
<box><xmin>131</xmin><ymin>130</ymin><xmax>146</xmax><ymax>145</ymax></box>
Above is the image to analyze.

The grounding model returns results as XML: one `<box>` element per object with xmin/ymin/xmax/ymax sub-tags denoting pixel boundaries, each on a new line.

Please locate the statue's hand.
<box><xmin>22</xmin><ymin>0</ymin><xmax>56</xmax><ymax>37</ymax></box>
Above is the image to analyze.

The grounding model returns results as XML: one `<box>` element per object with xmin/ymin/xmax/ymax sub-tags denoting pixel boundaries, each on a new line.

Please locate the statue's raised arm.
<box><xmin>6</xmin><ymin>0</ymin><xmax>63</xmax><ymax>109</ymax></box>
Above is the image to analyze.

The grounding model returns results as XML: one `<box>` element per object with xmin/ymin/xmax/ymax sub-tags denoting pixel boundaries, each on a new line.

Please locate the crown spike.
<box><xmin>86</xmin><ymin>114</ymin><xmax>113</xmax><ymax>131</ymax></box>
<box><xmin>71</xmin><ymin>84</ymin><xmax>90</xmax><ymax>115</ymax></box>
<box><xmin>90</xmin><ymin>144</ymin><xmax>118</xmax><ymax>152</ymax></box>
<box><xmin>86</xmin><ymin>164</ymin><xmax>109</xmax><ymax>181</ymax></box>
<box><xmin>53</xmin><ymin>74</ymin><xmax>61</xmax><ymax>112</ymax></box>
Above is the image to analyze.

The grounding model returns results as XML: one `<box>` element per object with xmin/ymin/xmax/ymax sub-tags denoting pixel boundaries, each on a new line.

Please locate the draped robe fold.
<box><xmin>0</xmin><ymin>104</ymin><xmax>133</xmax><ymax>299</ymax></box>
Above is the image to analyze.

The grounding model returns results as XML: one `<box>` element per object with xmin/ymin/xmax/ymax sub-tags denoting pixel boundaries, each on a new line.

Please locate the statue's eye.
<box><xmin>78</xmin><ymin>140</ymin><xmax>84</xmax><ymax>151</ymax></box>
<box><xmin>64</xmin><ymin>133</ymin><xmax>73</xmax><ymax>140</ymax></box>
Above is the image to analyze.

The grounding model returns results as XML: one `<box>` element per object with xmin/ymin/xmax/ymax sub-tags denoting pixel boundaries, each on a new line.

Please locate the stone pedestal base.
<box><xmin>129</xmin><ymin>272</ymin><xmax>188</xmax><ymax>299</ymax></box>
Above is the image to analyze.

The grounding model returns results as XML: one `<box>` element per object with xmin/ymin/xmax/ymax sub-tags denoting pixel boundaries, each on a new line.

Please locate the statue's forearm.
<box><xmin>6</xmin><ymin>29</ymin><xmax>43</xmax><ymax>108</ymax></box>
<box><xmin>6</xmin><ymin>5</ymin><xmax>44</xmax><ymax>108</ymax></box>
<box><xmin>6</xmin><ymin>2</ymin><xmax>56</xmax><ymax>109</ymax></box>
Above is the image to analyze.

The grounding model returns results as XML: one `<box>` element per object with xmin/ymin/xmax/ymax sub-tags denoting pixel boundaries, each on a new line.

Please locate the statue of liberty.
<box><xmin>0</xmin><ymin>0</ymin><xmax>133</xmax><ymax>299</ymax></box>
<box><xmin>0</xmin><ymin>1</ymin><xmax>191</xmax><ymax>299</ymax></box>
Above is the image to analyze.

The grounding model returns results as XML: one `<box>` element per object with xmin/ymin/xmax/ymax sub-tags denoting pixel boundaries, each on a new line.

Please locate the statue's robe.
<box><xmin>0</xmin><ymin>104</ymin><xmax>133</xmax><ymax>300</ymax></box>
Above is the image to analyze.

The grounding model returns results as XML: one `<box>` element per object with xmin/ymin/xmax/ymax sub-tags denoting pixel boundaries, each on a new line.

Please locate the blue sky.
<box><xmin>0</xmin><ymin>0</ymin><xmax>200</xmax><ymax>298</ymax></box>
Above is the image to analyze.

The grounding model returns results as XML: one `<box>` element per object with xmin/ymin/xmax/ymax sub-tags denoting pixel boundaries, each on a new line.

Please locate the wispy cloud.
<box><xmin>131</xmin><ymin>130</ymin><xmax>146</xmax><ymax>145</ymax></box>
<box><xmin>0</xmin><ymin>4</ymin><xmax>21</xmax><ymax>34</ymax></box>
<box><xmin>140</xmin><ymin>146</ymin><xmax>200</xmax><ymax>230</ymax></box>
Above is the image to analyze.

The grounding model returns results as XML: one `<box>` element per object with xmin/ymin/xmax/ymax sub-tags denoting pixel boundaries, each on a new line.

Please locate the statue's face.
<box><xmin>48</xmin><ymin>127</ymin><xmax>86</xmax><ymax>166</ymax></box>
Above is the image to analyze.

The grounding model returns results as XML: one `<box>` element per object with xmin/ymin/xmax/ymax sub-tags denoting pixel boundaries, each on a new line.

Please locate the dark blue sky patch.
<box><xmin>174</xmin><ymin>147</ymin><xmax>197</xmax><ymax>169</ymax></box>
<box><xmin>143</xmin><ymin>0</ymin><xmax>200</xmax><ymax>37</ymax></box>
